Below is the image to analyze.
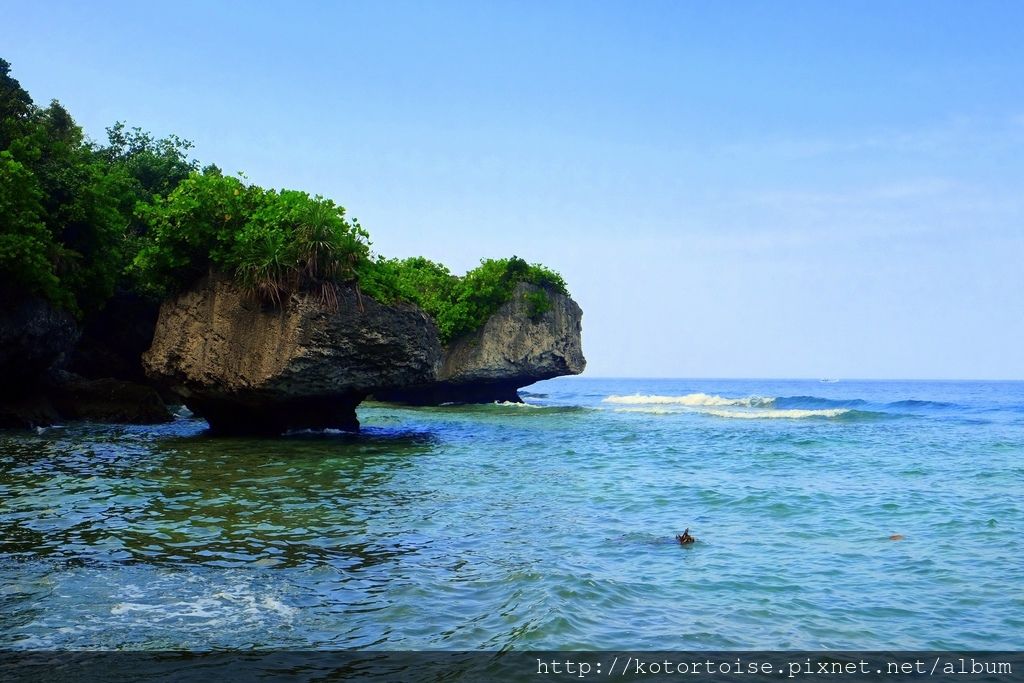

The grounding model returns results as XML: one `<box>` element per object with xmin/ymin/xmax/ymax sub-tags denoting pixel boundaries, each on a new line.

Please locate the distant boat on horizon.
<box><xmin>820</xmin><ymin>378</ymin><xmax>839</xmax><ymax>383</ymax></box>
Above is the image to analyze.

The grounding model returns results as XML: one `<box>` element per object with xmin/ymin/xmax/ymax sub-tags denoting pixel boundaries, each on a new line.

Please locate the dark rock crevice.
<box><xmin>184</xmin><ymin>393</ymin><xmax>364</xmax><ymax>436</ymax></box>
<box><xmin>68</xmin><ymin>291</ymin><xmax>161</xmax><ymax>384</ymax></box>
<box><xmin>0</xmin><ymin>294</ymin><xmax>79</xmax><ymax>385</ymax></box>
<box><xmin>1</xmin><ymin>293</ymin><xmax>174</xmax><ymax>428</ymax></box>
<box><xmin>380</xmin><ymin>380</ymin><xmax>524</xmax><ymax>406</ymax></box>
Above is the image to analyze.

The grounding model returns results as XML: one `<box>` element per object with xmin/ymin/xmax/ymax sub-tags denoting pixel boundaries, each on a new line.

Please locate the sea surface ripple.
<box><xmin>1</xmin><ymin>378</ymin><xmax>1022</xmax><ymax>649</ymax></box>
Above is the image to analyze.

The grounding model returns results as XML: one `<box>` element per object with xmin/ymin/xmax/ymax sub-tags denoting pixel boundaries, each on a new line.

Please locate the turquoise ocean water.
<box><xmin>1</xmin><ymin>378</ymin><xmax>1022</xmax><ymax>650</ymax></box>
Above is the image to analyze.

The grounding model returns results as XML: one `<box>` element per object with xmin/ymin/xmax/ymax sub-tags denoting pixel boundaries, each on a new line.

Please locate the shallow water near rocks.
<box><xmin>1</xmin><ymin>378</ymin><xmax>1022</xmax><ymax>649</ymax></box>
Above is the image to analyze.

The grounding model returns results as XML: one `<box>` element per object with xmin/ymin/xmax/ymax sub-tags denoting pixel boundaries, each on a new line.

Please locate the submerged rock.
<box><xmin>0</xmin><ymin>370</ymin><xmax>173</xmax><ymax>429</ymax></box>
<box><xmin>143</xmin><ymin>275</ymin><xmax>441</xmax><ymax>434</ymax></box>
<box><xmin>47</xmin><ymin>370</ymin><xmax>173</xmax><ymax>424</ymax></box>
<box><xmin>0</xmin><ymin>292</ymin><xmax>176</xmax><ymax>428</ymax></box>
<box><xmin>0</xmin><ymin>391</ymin><xmax>60</xmax><ymax>429</ymax></box>
<box><xmin>378</xmin><ymin>282</ymin><xmax>585</xmax><ymax>404</ymax></box>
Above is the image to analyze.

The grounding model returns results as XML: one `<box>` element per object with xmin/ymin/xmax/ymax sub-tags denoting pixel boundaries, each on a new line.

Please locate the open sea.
<box><xmin>1</xmin><ymin>378</ymin><xmax>1022</xmax><ymax>650</ymax></box>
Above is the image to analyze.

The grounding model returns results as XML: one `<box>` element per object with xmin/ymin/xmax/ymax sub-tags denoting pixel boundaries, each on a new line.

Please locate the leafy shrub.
<box><xmin>133</xmin><ymin>170</ymin><xmax>371</xmax><ymax>306</ymax></box>
<box><xmin>100</xmin><ymin>122</ymin><xmax>198</xmax><ymax>205</ymax></box>
<box><xmin>523</xmin><ymin>289</ymin><xmax>551</xmax><ymax>320</ymax></box>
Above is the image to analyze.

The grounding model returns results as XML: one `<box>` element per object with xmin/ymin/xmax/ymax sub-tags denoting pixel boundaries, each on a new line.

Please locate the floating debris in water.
<box><xmin>676</xmin><ymin>528</ymin><xmax>695</xmax><ymax>545</ymax></box>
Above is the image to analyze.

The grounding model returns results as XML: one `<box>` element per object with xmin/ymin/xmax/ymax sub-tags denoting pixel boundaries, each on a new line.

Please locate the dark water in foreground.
<box><xmin>1</xmin><ymin>378</ymin><xmax>1022</xmax><ymax>649</ymax></box>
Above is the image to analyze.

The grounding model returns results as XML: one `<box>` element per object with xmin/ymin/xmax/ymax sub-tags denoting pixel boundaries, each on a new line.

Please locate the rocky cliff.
<box><xmin>0</xmin><ymin>294</ymin><xmax>79</xmax><ymax>386</ymax></box>
<box><xmin>378</xmin><ymin>282</ymin><xmax>585</xmax><ymax>404</ymax></box>
<box><xmin>3</xmin><ymin>277</ymin><xmax>583</xmax><ymax>430</ymax></box>
<box><xmin>1</xmin><ymin>295</ymin><xmax>75</xmax><ymax>427</ymax></box>
<box><xmin>0</xmin><ymin>294</ymin><xmax>171</xmax><ymax>427</ymax></box>
<box><xmin>143</xmin><ymin>275</ymin><xmax>442</xmax><ymax>434</ymax></box>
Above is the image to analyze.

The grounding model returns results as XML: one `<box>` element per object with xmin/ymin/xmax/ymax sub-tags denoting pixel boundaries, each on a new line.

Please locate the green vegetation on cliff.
<box><xmin>362</xmin><ymin>256</ymin><xmax>566</xmax><ymax>343</ymax></box>
<box><xmin>0</xmin><ymin>58</ymin><xmax>568</xmax><ymax>341</ymax></box>
<box><xmin>132</xmin><ymin>170</ymin><xmax>370</xmax><ymax>309</ymax></box>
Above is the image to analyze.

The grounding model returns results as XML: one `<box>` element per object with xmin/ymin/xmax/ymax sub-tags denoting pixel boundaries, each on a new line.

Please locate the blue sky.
<box><xmin>3</xmin><ymin>1</ymin><xmax>1022</xmax><ymax>378</ymax></box>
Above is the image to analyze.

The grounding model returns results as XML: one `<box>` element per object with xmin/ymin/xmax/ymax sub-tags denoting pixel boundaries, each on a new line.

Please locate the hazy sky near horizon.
<box><xmin>3</xmin><ymin>1</ymin><xmax>1022</xmax><ymax>379</ymax></box>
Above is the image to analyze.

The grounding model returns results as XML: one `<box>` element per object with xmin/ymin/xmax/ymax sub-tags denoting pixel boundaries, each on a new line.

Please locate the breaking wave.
<box><xmin>613</xmin><ymin>406</ymin><xmax>852</xmax><ymax>419</ymax></box>
<box><xmin>603</xmin><ymin>393</ymin><xmax>775</xmax><ymax>407</ymax></box>
<box><xmin>603</xmin><ymin>393</ymin><xmax>954</xmax><ymax>417</ymax></box>
<box><xmin>702</xmin><ymin>408</ymin><xmax>851</xmax><ymax>420</ymax></box>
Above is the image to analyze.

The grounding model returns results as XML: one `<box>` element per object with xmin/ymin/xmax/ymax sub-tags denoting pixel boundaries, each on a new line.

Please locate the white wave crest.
<box><xmin>603</xmin><ymin>392</ymin><xmax>775</xmax><ymax>407</ymax></box>
<box><xmin>611</xmin><ymin>405</ymin><xmax>848</xmax><ymax>419</ymax></box>
<box><xmin>703</xmin><ymin>408</ymin><xmax>849</xmax><ymax>419</ymax></box>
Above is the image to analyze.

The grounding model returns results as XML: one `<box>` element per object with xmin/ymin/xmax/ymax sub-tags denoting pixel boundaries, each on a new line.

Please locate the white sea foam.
<box><xmin>493</xmin><ymin>401</ymin><xmax>541</xmax><ymax>408</ymax></box>
<box><xmin>703</xmin><ymin>408</ymin><xmax>849</xmax><ymax>419</ymax></box>
<box><xmin>610</xmin><ymin>404</ymin><xmax>849</xmax><ymax>419</ymax></box>
<box><xmin>603</xmin><ymin>392</ymin><xmax>775</xmax><ymax>407</ymax></box>
<box><xmin>111</xmin><ymin>601</ymin><xmax>162</xmax><ymax>615</ymax></box>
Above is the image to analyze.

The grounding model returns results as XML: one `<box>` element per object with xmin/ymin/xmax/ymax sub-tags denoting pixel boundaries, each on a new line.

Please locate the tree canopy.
<box><xmin>0</xmin><ymin>58</ymin><xmax>197</xmax><ymax>314</ymax></box>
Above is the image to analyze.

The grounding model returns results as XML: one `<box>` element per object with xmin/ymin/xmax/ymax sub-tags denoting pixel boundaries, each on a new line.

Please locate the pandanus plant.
<box><xmin>294</xmin><ymin>200</ymin><xmax>342</xmax><ymax>309</ymax></box>
<box><xmin>232</xmin><ymin>190</ymin><xmax>371</xmax><ymax>311</ymax></box>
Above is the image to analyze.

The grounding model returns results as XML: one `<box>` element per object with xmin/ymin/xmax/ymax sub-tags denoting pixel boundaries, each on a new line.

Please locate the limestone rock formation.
<box><xmin>143</xmin><ymin>275</ymin><xmax>442</xmax><ymax>434</ymax></box>
<box><xmin>378</xmin><ymin>282</ymin><xmax>585</xmax><ymax>404</ymax></box>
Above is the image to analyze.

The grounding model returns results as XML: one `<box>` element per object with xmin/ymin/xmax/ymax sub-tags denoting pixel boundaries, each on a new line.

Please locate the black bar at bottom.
<box><xmin>0</xmin><ymin>651</ymin><xmax>1021</xmax><ymax>683</ymax></box>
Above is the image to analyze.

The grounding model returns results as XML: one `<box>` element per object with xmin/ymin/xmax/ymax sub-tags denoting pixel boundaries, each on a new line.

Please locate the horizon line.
<box><xmin>553</xmin><ymin>375</ymin><xmax>1024</xmax><ymax>382</ymax></box>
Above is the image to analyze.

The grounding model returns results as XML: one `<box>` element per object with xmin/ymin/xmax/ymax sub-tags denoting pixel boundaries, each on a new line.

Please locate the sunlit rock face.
<box><xmin>144</xmin><ymin>275</ymin><xmax>442</xmax><ymax>434</ymax></box>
